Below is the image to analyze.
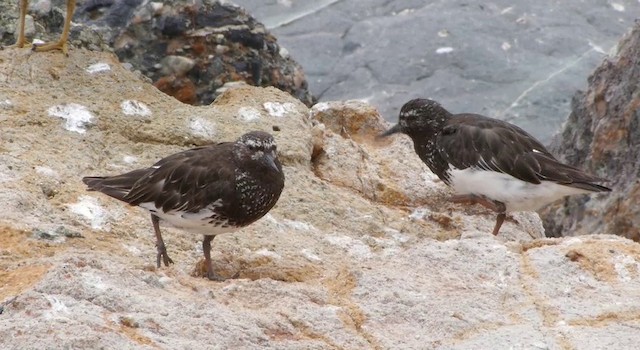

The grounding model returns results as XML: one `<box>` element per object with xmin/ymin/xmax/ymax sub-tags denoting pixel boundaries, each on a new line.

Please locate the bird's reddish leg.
<box><xmin>202</xmin><ymin>235</ymin><xmax>226</xmax><ymax>281</ymax></box>
<box><xmin>449</xmin><ymin>194</ymin><xmax>507</xmax><ymax>235</ymax></box>
<box><xmin>151</xmin><ymin>215</ymin><xmax>174</xmax><ymax>267</ymax></box>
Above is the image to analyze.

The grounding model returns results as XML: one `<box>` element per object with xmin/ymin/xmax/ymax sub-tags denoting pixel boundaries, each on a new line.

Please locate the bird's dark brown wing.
<box><xmin>83</xmin><ymin>168</ymin><xmax>152</xmax><ymax>202</ymax></box>
<box><xmin>125</xmin><ymin>143</ymin><xmax>237</xmax><ymax>213</ymax></box>
<box><xmin>83</xmin><ymin>142</ymin><xmax>238</xmax><ymax>212</ymax></box>
<box><xmin>437</xmin><ymin>114</ymin><xmax>611</xmax><ymax>191</ymax></box>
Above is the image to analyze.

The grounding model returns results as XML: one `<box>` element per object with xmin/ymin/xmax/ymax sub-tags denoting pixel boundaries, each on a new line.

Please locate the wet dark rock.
<box><xmin>0</xmin><ymin>0</ymin><xmax>314</xmax><ymax>107</ymax></box>
<box><xmin>540</xmin><ymin>23</ymin><xmax>640</xmax><ymax>241</ymax></box>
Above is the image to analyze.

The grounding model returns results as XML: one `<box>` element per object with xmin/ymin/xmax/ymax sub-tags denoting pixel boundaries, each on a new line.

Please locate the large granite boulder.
<box><xmin>0</xmin><ymin>0</ymin><xmax>313</xmax><ymax>106</ymax></box>
<box><xmin>541</xmin><ymin>23</ymin><xmax>640</xmax><ymax>242</ymax></box>
<box><xmin>0</xmin><ymin>48</ymin><xmax>639</xmax><ymax>349</ymax></box>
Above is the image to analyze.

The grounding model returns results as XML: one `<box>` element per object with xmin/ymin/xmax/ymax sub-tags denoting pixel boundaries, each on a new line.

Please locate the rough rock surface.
<box><xmin>0</xmin><ymin>0</ymin><xmax>313</xmax><ymax>106</ymax></box>
<box><xmin>540</xmin><ymin>23</ymin><xmax>640</xmax><ymax>242</ymax></box>
<box><xmin>233</xmin><ymin>0</ymin><xmax>640</xmax><ymax>143</ymax></box>
<box><xmin>1</xmin><ymin>48</ymin><xmax>640</xmax><ymax>349</ymax></box>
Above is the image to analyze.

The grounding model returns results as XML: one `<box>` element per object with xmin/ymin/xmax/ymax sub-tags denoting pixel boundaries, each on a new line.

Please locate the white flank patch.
<box><xmin>188</xmin><ymin>117</ymin><xmax>216</xmax><ymax>138</ymax></box>
<box><xmin>436</xmin><ymin>47</ymin><xmax>454</xmax><ymax>54</ymax></box>
<box><xmin>68</xmin><ymin>196</ymin><xmax>108</xmax><ymax>230</ymax></box>
<box><xmin>85</xmin><ymin>62</ymin><xmax>111</xmax><ymax>74</ymax></box>
<box><xmin>263</xmin><ymin>101</ymin><xmax>297</xmax><ymax>117</ymax></box>
<box><xmin>35</xmin><ymin>166</ymin><xmax>59</xmax><ymax>179</ymax></box>
<box><xmin>237</xmin><ymin>106</ymin><xmax>261</xmax><ymax>122</ymax></box>
<box><xmin>122</xmin><ymin>155</ymin><xmax>138</xmax><ymax>164</ymax></box>
<box><xmin>610</xmin><ymin>2</ymin><xmax>625</xmax><ymax>11</ymax></box>
<box><xmin>448</xmin><ymin>167</ymin><xmax>591</xmax><ymax>211</ymax></box>
<box><xmin>48</xmin><ymin>103</ymin><xmax>94</xmax><ymax>134</ymax></box>
<box><xmin>121</xmin><ymin>100</ymin><xmax>151</xmax><ymax>117</ymax></box>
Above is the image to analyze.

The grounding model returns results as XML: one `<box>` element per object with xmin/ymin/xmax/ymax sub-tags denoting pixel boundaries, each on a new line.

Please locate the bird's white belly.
<box><xmin>139</xmin><ymin>202</ymin><xmax>239</xmax><ymax>236</ymax></box>
<box><xmin>448</xmin><ymin>168</ymin><xmax>591</xmax><ymax>212</ymax></box>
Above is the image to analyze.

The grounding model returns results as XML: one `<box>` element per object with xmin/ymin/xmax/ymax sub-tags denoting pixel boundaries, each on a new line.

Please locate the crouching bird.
<box><xmin>378</xmin><ymin>98</ymin><xmax>611</xmax><ymax>236</ymax></box>
<box><xmin>82</xmin><ymin>131</ymin><xmax>285</xmax><ymax>280</ymax></box>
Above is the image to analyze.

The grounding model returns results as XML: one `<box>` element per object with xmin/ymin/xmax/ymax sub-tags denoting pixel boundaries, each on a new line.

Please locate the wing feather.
<box><xmin>437</xmin><ymin>114</ymin><xmax>610</xmax><ymax>191</ymax></box>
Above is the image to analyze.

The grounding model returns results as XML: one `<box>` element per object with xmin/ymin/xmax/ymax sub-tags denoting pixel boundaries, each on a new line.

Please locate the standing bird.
<box><xmin>82</xmin><ymin>131</ymin><xmax>285</xmax><ymax>281</ymax></box>
<box><xmin>14</xmin><ymin>0</ymin><xmax>76</xmax><ymax>54</ymax></box>
<box><xmin>378</xmin><ymin>99</ymin><xmax>611</xmax><ymax>236</ymax></box>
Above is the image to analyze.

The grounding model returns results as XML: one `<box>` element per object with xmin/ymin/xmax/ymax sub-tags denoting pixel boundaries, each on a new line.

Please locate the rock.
<box><xmin>232</xmin><ymin>0</ymin><xmax>640</xmax><ymax>143</ymax></box>
<box><xmin>540</xmin><ymin>23</ymin><xmax>640</xmax><ymax>242</ymax></box>
<box><xmin>0</xmin><ymin>0</ymin><xmax>314</xmax><ymax>107</ymax></box>
<box><xmin>0</xmin><ymin>48</ymin><xmax>639</xmax><ymax>349</ymax></box>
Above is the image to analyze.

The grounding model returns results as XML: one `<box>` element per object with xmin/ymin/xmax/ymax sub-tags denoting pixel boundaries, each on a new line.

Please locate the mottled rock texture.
<box><xmin>0</xmin><ymin>48</ymin><xmax>639</xmax><ymax>349</ymax></box>
<box><xmin>0</xmin><ymin>0</ymin><xmax>313</xmax><ymax>106</ymax></box>
<box><xmin>541</xmin><ymin>23</ymin><xmax>640</xmax><ymax>242</ymax></box>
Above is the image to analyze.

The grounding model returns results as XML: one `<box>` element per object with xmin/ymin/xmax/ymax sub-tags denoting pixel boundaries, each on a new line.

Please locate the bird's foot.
<box><xmin>206</xmin><ymin>269</ymin><xmax>227</xmax><ymax>282</ymax></box>
<box><xmin>155</xmin><ymin>242</ymin><xmax>174</xmax><ymax>268</ymax></box>
<box><xmin>201</xmin><ymin>262</ymin><xmax>239</xmax><ymax>281</ymax></box>
<box><xmin>4</xmin><ymin>38</ymin><xmax>28</xmax><ymax>50</ymax></box>
<box><xmin>32</xmin><ymin>40</ymin><xmax>69</xmax><ymax>55</ymax></box>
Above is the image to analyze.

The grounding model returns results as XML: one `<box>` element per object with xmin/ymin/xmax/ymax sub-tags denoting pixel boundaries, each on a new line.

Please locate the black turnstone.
<box><xmin>378</xmin><ymin>98</ymin><xmax>611</xmax><ymax>235</ymax></box>
<box><xmin>14</xmin><ymin>0</ymin><xmax>76</xmax><ymax>54</ymax></box>
<box><xmin>82</xmin><ymin>131</ymin><xmax>285</xmax><ymax>280</ymax></box>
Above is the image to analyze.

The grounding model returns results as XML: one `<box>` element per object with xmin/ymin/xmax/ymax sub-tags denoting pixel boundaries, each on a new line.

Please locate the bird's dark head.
<box><xmin>378</xmin><ymin>99</ymin><xmax>450</xmax><ymax>139</ymax></box>
<box><xmin>235</xmin><ymin>131</ymin><xmax>282</xmax><ymax>173</ymax></box>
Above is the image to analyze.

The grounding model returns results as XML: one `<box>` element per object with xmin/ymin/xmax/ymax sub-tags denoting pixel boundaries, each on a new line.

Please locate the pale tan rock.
<box><xmin>0</xmin><ymin>48</ymin><xmax>638</xmax><ymax>350</ymax></box>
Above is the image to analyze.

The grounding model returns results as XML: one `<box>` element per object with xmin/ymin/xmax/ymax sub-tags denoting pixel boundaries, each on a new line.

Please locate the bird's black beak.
<box><xmin>263</xmin><ymin>152</ymin><xmax>280</xmax><ymax>172</ymax></box>
<box><xmin>377</xmin><ymin>123</ymin><xmax>402</xmax><ymax>139</ymax></box>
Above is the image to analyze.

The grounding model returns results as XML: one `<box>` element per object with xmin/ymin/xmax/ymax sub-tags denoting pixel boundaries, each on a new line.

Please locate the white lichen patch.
<box><xmin>613</xmin><ymin>254</ymin><xmax>640</xmax><ymax>282</ymax></box>
<box><xmin>409</xmin><ymin>207</ymin><xmax>430</xmax><ymax>221</ymax></box>
<box><xmin>282</xmin><ymin>219</ymin><xmax>315</xmax><ymax>231</ymax></box>
<box><xmin>0</xmin><ymin>99</ymin><xmax>13</xmax><ymax>109</ymax></box>
<box><xmin>35</xmin><ymin>166</ymin><xmax>59</xmax><ymax>179</ymax></box>
<box><xmin>188</xmin><ymin>117</ymin><xmax>216</xmax><ymax>138</ymax></box>
<box><xmin>324</xmin><ymin>234</ymin><xmax>372</xmax><ymax>260</ymax></box>
<box><xmin>48</xmin><ymin>103</ymin><xmax>94</xmax><ymax>134</ymax></box>
<box><xmin>122</xmin><ymin>244</ymin><xmax>142</xmax><ymax>255</ymax></box>
<box><xmin>121</xmin><ymin>100</ymin><xmax>151</xmax><ymax>117</ymax></box>
<box><xmin>263</xmin><ymin>102</ymin><xmax>297</xmax><ymax>117</ymax></box>
<box><xmin>237</xmin><ymin>106</ymin><xmax>261</xmax><ymax>122</ymax></box>
<box><xmin>610</xmin><ymin>2</ymin><xmax>625</xmax><ymax>12</ymax></box>
<box><xmin>254</xmin><ymin>248</ymin><xmax>282</xmax><ymax>260</ymax></box>
<box><xmin>436</xmin><ymin>47</ymin><xmax>454</xmax><ymax>54</ymax></box>
<box><xmin>81</xmin><ymin>271</ymin><xmax>108</xmax><ymax>291</ymax></box>
<box><xmin>122</xmin><ymin>155</ymin><xmax>138</xmax><ymax>164</ymax></box>
<box><xmin>311</xmin><ymin>102</ymin><xmax>331</xmax><ymax>113</ymax></box>
<box><xmin>85</xmin><ymin>62</ymin><xmax>111</xmax><ymax>74</ymax></box>
<box><xmin>68</xmin><ymin>195</ymin><xmax>108</xmax><ymax>230</ymax></box>
<box><xmin>301</xmin><ymin>249</ymin><xmax>322</xmax><ymax>262</ymax></box>
<box><xmin>43</xmin><ymin>295</ymin><xmax>70</xmax><ymax>320</ymax></box>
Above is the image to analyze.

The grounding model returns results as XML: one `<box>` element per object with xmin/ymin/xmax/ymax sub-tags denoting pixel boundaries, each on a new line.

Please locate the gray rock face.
<box><xmin>541</xmin><ymin>23</ymin><xmax>640</xmax><ymax>242</ymax></box>
<box><xmin>232</xmin><ymin>0</ymin><xmax>640</xmax><ymax>143</ymax></box>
